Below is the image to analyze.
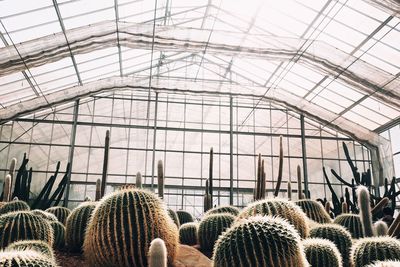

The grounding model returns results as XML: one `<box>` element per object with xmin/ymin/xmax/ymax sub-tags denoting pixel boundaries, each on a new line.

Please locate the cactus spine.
<box><xmin>6</xmin><ymin>240</ymin><xmax>55</xmax><ymax>260</ymax></box>
<box><xmin>148</xmin><ymin>238</ymin><xmax>167</xmax><ymax>267</ymax></box>
<box><xmin>303</xmin><ymin>238</ymin><xmax>342</xmax><ymax>267</ymax></box>
<box><xmin>2</xmin><ymin>175</ymin><xmax>12</xmax><ymax>202</ymax></box>
<box><xmin>205</xmin><ymin>206</ymin><xmax>240</xmax><ymax>217</ymax></box>
<box><xmin>136</xmin><ymin>172</ymin><xmax>142</xmax><ymax>188</ymax></box>
<box><xmin>157</xmin><ymin>160</ymin><xmax>164</xmax><ymax>199</ymax></box>
<box><xmin>351</xmin><ymin>237</ymin><xmax>400</xmax><ymax>267</ymax></box>
<box><xmin>274</xmin><ymin>135</ymin><xmax>284</xmax><ymax>197</ymax></box>
<box><xmin>179</xmin><ymin>222</ymin><xmax>198</xmax><ymax>245</ymax></box>
<box><xmin>334</xmin><ymin>214</ymin><xmax>364</xmax><ymax>239</ymax></box>
<box><xmin>297</xmin><ymin>165</ymin><xmax>303</xmax><ymax>199</ymax></box>
<box><xmin>83</xmin><ymin>188</ymin><xmax>179</xmax><ymax>267</ymax></box>
<box><xmin>295</xmin><ymin>199</ymin><xmax>331</xmax><ymax>224</ymax></box>
<box><xmin>0</xmin><ymin>199</ymin><xmax>30</xmax><ymax>215</ymax></box>
<box><xmin>212</xmin><ymin>216</ymin><xmax>309</xmax><ymax>267</ymax></box>
<box><xmin>95</xmin><ymin>178</ymin><xmax>101</xmax><ymax>201</ymax></box>
<box><xmin>367</xmin><ymin>261</ymin><xmax>400</xmax><ymax>267</ymax></box>
<box><xmin>374</xmin><ymin>220</ymin><xmax>388</xmax><ymax>236</ymax></box>
<box><xmin>50</xmin><ymin>220</ymin><xmax>65</xmax><ymax>249</ymax></box>
<box><xmin>358</xmin><ymin>185</ymin><xmax>374</xmax><ymax>237</ymax></box>
<box><xmin>176</xmin><ymin>210</ymin><xmax>195</xmax><ymax>225</ymax></box>
<box><xmin>198</xmin><ymin>213</ymin><xmax>235</xmax><ymax>252</ymax></box>
<box><xmin>45</xmin><ymin>206</ymin><xmax>71</xmax><ymax>225</ymax></box>
<box><xmin>0</xmin><ymin>250</ymin><xmax>56</xmax><ymax>267</ymax></box>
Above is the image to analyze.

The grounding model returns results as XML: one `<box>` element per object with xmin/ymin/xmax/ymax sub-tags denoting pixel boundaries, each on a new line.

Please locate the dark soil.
<box><xmin>55</xmin><ymin>250</ymin><xmax>88</xmax><ymax>267</ymax></box>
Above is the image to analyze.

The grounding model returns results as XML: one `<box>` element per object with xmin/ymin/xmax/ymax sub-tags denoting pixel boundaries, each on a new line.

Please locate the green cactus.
<box><xmin>295</xmin><ymin>199</ymin><xmax>332</xmax><ymax>224</ymax></box>
<box><xmin>333</xmin><ymin>213</ymin><xmax>364</xmax><ymax>239</ymax></box>
<box><xmin>239</xmin><ymin>198</ymin><xmax>309</xmax><ymax>238</ymax></box>
<box><xmin>83</xmin><ymin>188</ymin><xmax>179</xmax><ymax>267</ymax></box>
<box><xmin>45</xmin><ymin>206</ymin><xmax>71</xmax><ymax>225</ymax></box>
<box><xmin>176</xmin><ymin>210</ymin><xmax>195</xmax><ymax>225</ymax></box>
<box><xmin>0</xmin><ymin>211</ymin><xmax>53</xmax><ymax>248</ymax></box>
<box><xmin>213</xmin><ymin>215</ymin><xmax>309</xmax><ymax>267</ymax></box>
<box><xmin>0</xmin><ymin>199</ymin><xmax>30</xmax><ymax>215</ymax></box>
<box><xmin>205</xmin><ymin>205</ymin><xmax>240</xmax><ymax>217</ymax></box>
<box><xmin>148</xmin><ymin>238</ymin><xmax>167</xmax><ymax>267</ymax></box>
<box><xmin>302</xmin><ymin>238</ymin><xmax>342</xmax><ymax>267</ymax></box>
<box><xmin>351</xmin><ymin>237</ymin><xmax>400</xmax><ymax>267</ymax></box>
<box><xmin>6</xmin><ymin>240</ymin><xmax>54</xmax><ymax>260</ymax></box>
<box><xmin>50</xmin><ymin>221</ymin><xmax>65</xmax><ymax>249</ymax></box>
<box><xmin>309</xmin><ymin>224</ymin><xmax>352</xmax><ymax>266</ymax></box>
<box><xmin>65</xmin><ymin>201</ymin><xmax>96</xmax><ymax>252</ymax></box>
<box><xmin>0</xmin><ymin>250</ymin><xmax>57</xmax><ymax>267</ymax></box>
<box><xmin>179</xmin><ymin>222</ymin><xmax>198</xmax><ymax>246</ymax></box>
<box><xmin>198</xmin><ymin>213</ymin><xmax>235</xmax><ymax>252</ymax></box>
<box><xmin>367</xmin><ymin>261</ymin><xmax>400</xmax><ymax>267</ymax></box>
<box><xmin>31</xmin><ymin>209</ymin><xmax>58</xmax><ymax>222</ymax></box>
<box><xmin>167</xmin><ymin>208</ymin><xmax>180</xmax><ymax>228</ymax></box>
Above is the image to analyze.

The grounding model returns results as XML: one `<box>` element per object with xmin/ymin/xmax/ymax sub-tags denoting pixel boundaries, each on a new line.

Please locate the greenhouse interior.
<box><xmin>0</xmin><ymin>0</ymin><xmax>399</xmax><ymax>266</ymax></box>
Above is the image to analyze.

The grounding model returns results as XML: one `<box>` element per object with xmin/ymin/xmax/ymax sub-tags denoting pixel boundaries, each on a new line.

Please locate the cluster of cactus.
<box><xmin>295</xmin><ymin>199</ymin><xmax>331</xmax><ymax>223</ymax></box>
<box><xmin>45</xmin><ymin>206</ymin><xmax>71</xmax><ymax>225</ymax></box>
<box><xmin>6</xmin><ymin>240</ymin><xmax>54</xmax><ymax>260</ymax></box>
<box><xmin>0</xmin><ymin>250</ymin><xmax>57</xmax><ymax>267</ymax></box>
<box><xmin>0</xmin><ymin>199</ymin><xmax>30</xmax><ymax>215</ymax></box>
<box><xmin>239</xmin><ymin>198</ymin><xmax>309</xmax><ymax>238</ymax></box>
<box><xmin>205</xmin><ymin>205</ymin><xmax>239</xmax><ymax>217</ymax></box>
<box><xmin>179</xmin><ymin>222</ymin><xmax>198</xmax><ymax>245</ymax></box>
<box><xmin>167</xmin><ymin>208</ymin><xmax>180</xmax><ymax>228</ymax></box>
<box><xmin>65</xmin><ymin>201</ymin><xmax>96</xmax><ymax>252</ymax></box>
<box><xmin>198</xmin><ymin>213</ymin><xmax>235</xmax><ymax>252</ymax></box>
<box><xmin>212</xmin><ymin>216</ymin><xmax>308</xmax><ymax>267</ymax></box>
<box><xmin>351</xmin><ymin>237</ymin><xmax>400</xmax><ymax>267</ymax></box>
<box><xmin>176</xmin><ymin>210</ymin><xmax>195</xmax><ymax>225</ymax></box>
<box><xmin>204</xmin><ymin>148</ymin><xmax>213</xmax><ymax>212</ymax></box>
<box><xmin>333</xmin><ymin>214</ymin><xmax>364</xmax><ymax>238</ymax></box>
<box><xmin>148</xmin><ymin>238</ymin><xmax>167</xmax><ymax>267</ymax></box>
<box><xmin>302</xmin><ymin>238</ymin><xmax>342</xmax><ymax>267</ymax></box>
<box><xmin>83</xmin><ymin>188</ymin><xmax>179</xmax><ymax>267</ymax></box>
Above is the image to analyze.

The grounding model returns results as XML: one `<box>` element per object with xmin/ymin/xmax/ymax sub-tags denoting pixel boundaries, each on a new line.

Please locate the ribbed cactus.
<box><xmin>198</xmin><ymin>213</ymin><xmax>235</xmax><ymax>252</ymax></box>
<box><xmin>303</xmin><ymin>238</ymin><xmax>342</xmax><ymax>267</ymax></box>
<box><xmin>351</xmin><ymin>237</ymin><xmax>400</xmax><ymax>267</ymax></box>
<box><xmin>179</xmin><ymin>222</ymin><xmax>198</xmax><ymax>245</ymax></box>
<box><xmin>358</xmin><ymin>185</ymin><xmax>374</xmax><ymax>237</ymax></box>
<box><xmin>0</xmin><ymin>250</ymin><xmax>56</xmax><ymax>267</ymax></box>
<box><xmin>367</xmin><ymin>261</ymin><xmax>400</xmax><ymax>267</ymax></box>
<box><xmin>309</xmin><ymin>224</ymin><xmax>352</xmax><ymax>266</ymax></box>
<box><xmin>334</xmin><ymin>213</ymin><xmax>364</xmax><ymax>239</ymax></box>
<box><xmin>45</xmin><ymin>206</ymin><xmax>71</xmax><ymax>225</ymax></box>
<box><xmin>213</xmin><ymin>216</ymin><xmax>309</xmax><ymax>267</ymax></box>
<box><xmin>157</xmin><ymin>160</ymin><xmax>164</xmax><ymax>199</ymax></box>
<box><xmin>50</xmin><ymin>221</ymin><xmax>65</xmax><ymax>249</ymax></box>
<box><xmin>204</xmin><ymin>205</ymin><xmax>240</xmax><ymax>217</ymax></box>
<box><xmin>167</xmin><ymin>208</ymin><xmax>180</xmax><ymax>228</ymax></box>
<box><xmin>65</xmin><ymin>201</ymin><xmax>96</xmax><ymax>252</ymax></box>
<box><xmin>83</xmin><ymin>188</ymin><xmax>179</xmax><ymax>267</ymax></box>
<box><xmin>295</xmin><ymin>199</ymin><xmax>332</xmax><ymax>224</ymax></box>
<box><xmin>31</xmin><ymin>209</ymin><xmax>58</xmax><ymax>222</ymax></box>
<box><xmin>148</xmin><ymin>238</ymin><xmax>167</xmax><ymax>267</ymax></box>
<box><xmin>176</xmin><ymin>210</ymin><xmax>195</xmax><ymax>225</ymax></box>
<box><xmin>136</xmin><ymin>172</ymin><xmax>142</xmax><ymax>188</ymax></box>
<box><xmin>6</xmin><ymin>240</ymin><xmax>54</xmax><ymax>260</ymax></box>
<box><xmin>239</xmin><ymin>198</ymin><xmax>309</xmax><ymax>238</ymax></box>
<box><xmin>0</xmin><ymin>199</ymin><xmax>30</xmax><ymax>215</ymax></box>
<box><xmin>2</xmin><ymin>175</ymin><xmax>12</xmax><ymax>202</ymax></box>
<box><xmin>0</xmin><ymin>211</ymin><xmax>53</xmax><ymax>248</ymax></box>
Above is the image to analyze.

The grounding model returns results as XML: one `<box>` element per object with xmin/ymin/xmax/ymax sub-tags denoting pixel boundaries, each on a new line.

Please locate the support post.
<box><xmin>300</xmin><ymin>115</ymin><xmax>309</xmax><ymax>198</ymax></box>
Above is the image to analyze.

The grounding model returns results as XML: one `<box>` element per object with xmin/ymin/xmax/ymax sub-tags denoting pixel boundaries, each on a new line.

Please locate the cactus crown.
<box><xmin>176</xmin><ymin>210</ymin><xmax>195</xmax><ymax>225</ymax></box>
<box><xmin>31</xmin><ymin>210</ymin><xmax>58</xmax><ymax>222</ymax></box>
<box><xmin>302</xmin><ymin>238</ymin><xmax>343</xmax><ymax>267</ymax></box>
<box><xmin>198</xmin><ymin>213</ymin><xmax>235</xmax><ymax>252</ymax></box>
<box><xmin>205</xmin><ymin>205</ymin><xmax>240</xmax><ymax>217</ymax></box>
<box><xmin>45</xmin><ymin>206</ymin><xmax>71</xmax><ymax>225</ymax></box>
<box><xmin>333</xmin><ymin>213</ymin><xmax>364</xmax><ymax>239</ymax></box>
<box><xmin>0</xmin><ymin>250</ymin><xmax>56</xmax><ymax>267</ymax></box>
<box><xmin>295</xmin><ymin>199</ymin><xmax>331</xmax><ymax>224</ymax></box>
<box><xmin>0</xmin><ymin>199</ymin><xmax>30</xmax><ymax>215</ymax></box>
<box><xmin>179</xmin><ymin>222</ymin><xmax>198</xmax><ymax>246</ymax></box>
<box><xmin>6</xmin><ymin>240</ymin><xmax>54</xmax><ymax>260</ymax></box>
<box><xmin>351</xmin><ymin>237</ymin><xmax>400</xmax><ymax>267</ymax></box>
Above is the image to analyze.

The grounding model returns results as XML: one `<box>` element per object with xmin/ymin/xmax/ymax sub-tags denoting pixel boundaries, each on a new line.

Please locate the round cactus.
<box><xmin>205</xmin><ymin>206</ymin><xmax>240</xmax><ymax>217</ymax></box>
<box><xmin>213</xmin><ymin>216</ymin><xmax>309</xmax><ymax>267</ymax></box>
<box><xmin>0</xmin><ymin>250</ymin><xmax>57</xmax><ymax>267</ymax></box>
<box><xmin>168</xmin><ymin>208</ymin><xmax>180</xmax><ymax>228</ymax></box>
<box><xmin>6</xmin><ymin>240</ymin><xmax>54</xmax><ymax>260</ymax></box>
<box><xmin>83</xmin><ymin>188</ymin><xmax>179</xmax><ymax>267</ymax></box>
<box><xmin>367</xmin><ymin>261</ymin><xmax>400</xmax><ymax>267</ymax></box>
<box><xmin>45</xmin><ymin>206</ymin><xmax>71</xmax><ymax>225</ymax></box>
<box><xmin>176</xmin><ymin>210</ymin><xmax>195</xmax><ymax>225</ymax></box>
<box><xmin>239</xmin><ymin>198</ymin><xmax>309</xmax><ymax>238</ymax></box>
<box><xmin>198</xmin><ymin>213</ymin><xmax>235</xmax><ymax>252</ymax></box>
<box><xmin>31</xmin><ymin>210</ymin><xmax>58</xmax><ymax>222</ymax></box>
<box><xmin>179</xmin><ymin>222</ymin><xmax>198</xmax><ymax>246</ymax></box>
<box><xmin>333</xmin><ymin>214</ymin><xmax>364</xmax><ymax>239</ymax></box>
<box><xmin>310</xmin><ymin>224</ymin><xmax>352</xmax><ymax>266</ymax></box>
<box><xmin>0</xmin><ymin>211</ymin><xmax>53</xmax><ymax>248</ymax></box>
<box><xmin>295</xmin><ymin>199</ymin><xmax>331</xmax><ymax>224</ymax></box>
<box><xmin>351</xmin><ymin>237</ymin><xmax>400</xmax><ymax>267</ymax></box>
<box><xmin>65</xmin><ymin>202</ymin><xmax>96</xmax><ymax>252</ymax></box>
<box><xmin>50</xmin><ymin>221</ymin><xmax>65</xmax><ymax>249</ymax></box>
<box><xmin>0</xmin><ymin>200</ymin><xmax>30</xmax><ymax>215</ymax></box>
<box><xmin>303</xmin><ymin>238</ymin><xmax>342</xmax><ymax>267</ymax></box>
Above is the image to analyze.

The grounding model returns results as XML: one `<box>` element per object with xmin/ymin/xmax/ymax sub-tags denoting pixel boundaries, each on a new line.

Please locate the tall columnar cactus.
<box><xmin>83</xmin><ymin>189</ymin><xmax>179</xmax><ymax>267</ymax></box>
<box><xmin>95</xmin><ymin>178</ymin><xmax>101</xmax><ymax>201</ymax></box>
<box><xmin>239</xmin><ymin>198</ymin><xmax>309</xmax><ymax>238</ymax></box>
<box><xmin>297</xmin><ymin>165</ymin><xmax>303</xmax><ymax>200</ymax></box>
<box><xmin>295</xmin><ymin>199</ymin><xmax>332</xmax><ymax>224</ymax></box>
<box><xmin>254</xmin><ymin>154</ymin><xmax>266</xmax><ymax>200</ymax></box>
<box><xmin>0</xmin><ymin>250</ymin><xmax>57</xmax><ymax>267</ymax></box>
<box><xmin>2</xmin><ymin>175</ymin><xmax>12</xmax><ymax>202</ymax></box>
<box><xmin>333</xmin><ymin>214</ymin><xmax>364</xmax><ymax>239</ymax></box>
<box><xmin>302</xmin><ymin>238</ymin><xmax>343</xmax><ymax>267</ymax></box>
<box><xmin>6</xmin><ymin>240</ymin><xmax>55</xmax><ymax>260</ymax></box>
<box><xmin>8</xmin><ymin>158</ymin><xmax>17</xmax><ymax>177</ymax></box>
<box><xmin>100</xmin><ymin>130</ymin><xmax>110</xmax><ymax>198</ymax></box>
<box><xmin>198</xmin><ymin>213</ymin><xmax>235</xmax><ymax>252</ymax></box>
<box><xmin>204</xmin><ymin>179</ymin><xmax>212</xmax><ymax>213</ymax></box>
<box><xmin>157</xmin><ymin>160</ymin><xmax>164</xmax><ymax>199</ymax></box>
<box><xmin>136</xmin><ymin>172</ymin><xmax>142</xmax><ymax>188</ymax></box>
<box><xmin>179</xmin><ymin>222</ymin><xmax>198</xmax><ymax>246</ymax></box>
<box><xmin>374</xmin><ymin>220</ymin><xmax>388</xmax><ymax>236</ymax></box>
<box><xmin>0</xmin><ymin>199</ymin><xmax>30</xmax><ymax>215</ymax></box>
<box><xmin>148</xmin><ymin>238</ymin><xmax>167</xmax><ymax>267</ymax></box>
<box><xmin>212</xmin><ymin>216</ymin><xmax>309</xmax><ymax>267</ymax></box>
<box><xmin>65</xmin><ymin>201</ymin><xmax>96</xmax><ymax>252</ymax></box>
<box><xmin>176</xmin><ymin>210</ymin><xmax>195</xmax><ymax>225</ymax></box>
<box><xmin>342</xmin><ymin>202</ymin><xmax>348</xmax><ymax>214</ymax></box>
<box><xmin>351</xmin><ymin>237</ymin><xmax>400</xmax><ymax>267</ymax></box>
<box><xmin>167</xmin><ymin>208</ymin><xmax>180</xmax><ymax>228</ymax></box>
<box><xmin>273</xmin><ymin>135</ymin><xmax>284</xmax><ymax>197</ymax></box>
<box><xmin>45</xmin><ymin>206</ymin><xmax>71</xmax><ymax>225</ymax></box>
<box><xmin>358</xmin><ymin>185</ymin><xmax>374</xmax><ymax>237</ymax></box>
<box><xmin>0</xmin><ymin>211</ymin><xmax>53</xmax><ymax>248</ymax></box>
<box><xmin>287</xmin><ymin>180</ymin><xmax>292</xmax><ymax>200</ymax></box>
<box><xmin>50</xmin><ymin>221</ymin><xmax>65</xmax><ymax>249</ymax></box>
<box><xmin>209</xmin><ymin>147</ymin><xmax>214</xmax><ymax>205</ymax></box>
<box><xmin>309</xmin><ymin>224</ymin><xmax>352</xmax><ymax>266</ymax></box>
<box><xmin>205</xmin><ymin>205</ymin><xmax>240</xmax><ymax>217</ymax></box>
<box><xmin>31</xmin><ymin>209</ymin><xmax>58</xmax><ymax>222</ymax></box>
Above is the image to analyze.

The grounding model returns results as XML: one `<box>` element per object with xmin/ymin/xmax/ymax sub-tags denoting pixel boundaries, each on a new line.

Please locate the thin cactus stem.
<box><xmin>274</xmin><ymin>135</ymin><xmax>284</xmax><ymax>197</ymax></box>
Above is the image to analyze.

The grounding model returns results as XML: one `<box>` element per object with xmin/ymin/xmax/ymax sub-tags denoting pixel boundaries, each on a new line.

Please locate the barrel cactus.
<box><xmin>351</xmin><ymin>237</ymin><xmax>400</xmax><ymax>267</ymax></box>
<box><xmin>310</xmin><ymin>224</ymin><xmax>352</xmax><ymax>266</ymax></box>
<box><xmin>6</xmin><ymin>240</ymin><xmax>54</xmax><ymax>260</ymax></box>
<box><xmin>0</xmin><ymin>211</ymin><xmax>53</xmax><ymax>248</ymax></box>
<box><xmin>198</xmin><ymin>213</ymin><xmax>235</xmax><ymax>252</ymax></box>
<box><xmin>45</xmin><ymin>206</ymin><xmax>71</xmax><ymax>225</ymax></box>
<box><xmin>333</xmin><ymin>214</ymin><xmax>364</xmax><ymax>239</ymax></box>
<box><xmin>176</xmin><ymin>210</ymin><xmax>195</xmax><ymax>225</ymax></box>
<box><xmin>0</xmin><ymin>250</ymin><xmax>57</xmax><ymax>267</ymax></box>
<box><xmin>205</xmin><ymin>206</ymin><xmax>240</xmax><ymax>217</ymax></box>
<box><xmin>65</xmin><ymin>201</ymin><xmax>96</xmax><ymax>252</ymax></box>
<box><xmin>213</xmin><ymin>216</ymin><xmax>309</xmax><ymax>267</ymax></box>
<box><xmin>31</xmin><ymin>210</ymin><xmax>58</xmax><ymax>222</ymax></box>
<box><xmin>239</xmin><ymin>198</ymin><xmax>309</xmax><ymax>238</ymax></box>
<box><xmin>83</xmin><ymin>188</ymin><xmax>179</xmax><ymax>267</ymax></box>
<box><xmin>295</xmin><ymin>199</ymin><xmax>331</xmax><ymax>224</ymax></box>
<box><xmin>367</xmin><ymin>261</ymin><xmax>400</xmax><ymax>267</ymax></box>
<box><xmin>0</xmin><ymin>199</ymin><xmax>30</xmax><ymax>215</ymax></box>
<box><xmin>179</xmin><ymin>222</ymin><xmax>198</xmax><ymax>245</ymax></box>
<box><xmin>50</xmin><ymin>221</ymin><xmax>65</xmax><ymax>249</ymax></box>
<box><xmin>168</xmin><ymin>208</ymin><xmax>180</xmax><ymax>228</ymax></box>
<box><xmin>303</xmin><ymin>238</ymin><xmax>342</xmax><ymax>267</ymax></box>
